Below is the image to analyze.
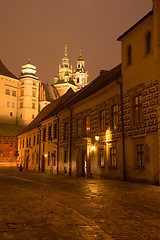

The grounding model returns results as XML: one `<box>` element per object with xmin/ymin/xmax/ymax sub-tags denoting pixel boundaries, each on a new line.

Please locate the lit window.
<box><xmin>5</xmin><ymin>89</ymin><xmax>10</xmax><ymax>95</ymax></box>
<box><xmin>133</xmin><ymin>95</ymin><xmax>142</xmax><ymax>124</ymax></box>
<box><xmin>136</xmin><ymin>144</ymin><xmax>144</xmax><ymax>168</ymax></box>
<box><xmin>99</xmin><ymin>148</ymin><xmax>105</xmax><ymax>167</ymax></box>
<box><xmin>110</xmin><ymin>147</ymin><xmax>117</xmax><ymax>167</ymax></box>
<box><xmin>127</xmin><ymin>45</ymin><xmax>132</xmax><ymax>66</ymax></box>
<box><xmin>112</xmin><ymin>104</ymin><xmax>118</xmax><ymax>129</ymax></box>
<box><xmin>85</xmin><ymin>116</ymin><xmax>90</xmax><ymax>136</ymax></box>
<box><xmin>146</xmin><ymin>32</ymin><xmax>151</xmax><ymax>54</ymax></box>
<box><xmin>100</xmin><ymin>110</ymin><xmax>105</xmax><ymax>132</ymax></box>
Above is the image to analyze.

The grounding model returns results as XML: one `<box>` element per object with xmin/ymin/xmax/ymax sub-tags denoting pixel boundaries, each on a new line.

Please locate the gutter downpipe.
<box><xmin>116</xmin><ymin>77</ymin><xmax>126</xmax><ymax>182</ymax></box>
<box><xmin>69</xmin><ymin>107</ymin><xmax>72</xmax><ymax>177</ymax></box>
<box><xmin>38</xmin><ymin>125</ymin><xmax>41</xmax><ymax>172</ymax></box>
<box><xmin>56</xmin><ymin>113</ymin><xmax>59</xmax><ymax>175</ymax></box>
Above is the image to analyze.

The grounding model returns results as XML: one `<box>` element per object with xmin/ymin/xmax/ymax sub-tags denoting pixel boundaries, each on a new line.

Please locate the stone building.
<box><xmin>17</xmin><ymin>0</ymin><xmax>160</xmax><ymax>185</ymax></box>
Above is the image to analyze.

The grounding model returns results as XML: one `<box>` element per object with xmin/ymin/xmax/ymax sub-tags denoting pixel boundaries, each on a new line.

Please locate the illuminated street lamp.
<box><xmin>95</xmin><ymin>136</ymin><xmax>99</xmax><ymax>141</ymax></box>
<box><xmin>44</xmin><ymin>153</ymin><xmax>47</xmax><ymax>157</ymax></box>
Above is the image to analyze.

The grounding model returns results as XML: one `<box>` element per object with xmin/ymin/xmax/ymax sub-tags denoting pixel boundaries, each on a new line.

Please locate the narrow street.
<box><xmin>0</xmin><ymin>167</ymin><xmax>160</xmax><ymax>240</ymax></box>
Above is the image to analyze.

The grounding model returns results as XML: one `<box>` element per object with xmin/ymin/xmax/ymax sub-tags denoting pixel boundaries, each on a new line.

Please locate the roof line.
<box><xmin>117</xmin><ymin>10</ymin><xmax>153</xmax><ymax>41</ymax></box>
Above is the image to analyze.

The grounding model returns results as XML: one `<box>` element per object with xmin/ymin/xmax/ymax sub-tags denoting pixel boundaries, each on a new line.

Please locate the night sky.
<box><xmin>1</xmin><ymin>0</ymin><xmax>152</xmax><ymax>84</ymax></box>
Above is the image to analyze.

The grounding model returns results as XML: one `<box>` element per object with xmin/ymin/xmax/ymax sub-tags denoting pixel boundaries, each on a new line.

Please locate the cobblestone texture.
<box><xmin>0</xmin><ymin>167</ymin><xmax>160</xmax><ymax>240</ymax></box>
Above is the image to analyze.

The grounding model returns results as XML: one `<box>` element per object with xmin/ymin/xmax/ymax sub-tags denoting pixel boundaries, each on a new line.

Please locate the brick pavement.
<box><xmin>0</xmin><ymin>167</ymin><xmax>160</xmax><ymax>240</ymax></box>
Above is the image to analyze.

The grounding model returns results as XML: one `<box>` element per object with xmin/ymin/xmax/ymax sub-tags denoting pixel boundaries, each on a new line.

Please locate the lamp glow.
<box><xmin>95</xmin><ymin>136</ymin><xmax>99</xmax><ymax>141</ymax></box>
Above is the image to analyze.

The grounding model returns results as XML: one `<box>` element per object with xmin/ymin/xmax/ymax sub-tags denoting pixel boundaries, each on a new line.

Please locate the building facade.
<box><xmin>17</xmin><ymin>0</ymin><xmax>160</xmax><ymax>185</ymax></box>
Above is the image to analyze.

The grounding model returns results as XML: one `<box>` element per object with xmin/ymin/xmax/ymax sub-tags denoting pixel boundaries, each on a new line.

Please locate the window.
<box><xmin>84</xmin><ymin>116</ymin><xmax>90</xmax><ymax>136</ymax></box>
<box><xmin>64</xmin><ymin>122</ymin><xmax>68</xmax><ymax>140</ymax></box>
<box><xmin>43</xmin><ymin>128</ymin><xmax>46</xmax><ymax>142</ymax></box>
<box><xmin>32</xmin><ymin>153</ymin><xmax>34</xmax><ymax>164</ymax></box>
<box><xmin>54</xmin><ymin>123</ymin><xmax>57</xmax><ymax>139</ymax></box>
<box><xmin>7</xmin><ymin>101</ymin><xmax>10</xmax><ymax>107</ymax></box>
<box><xmin>33</xmin><ymin>135</ymin><xmax>36</xmax><ymax>145</ymax></box>
<box><xmin>20</xmin><ymin>89</ymin><xmax>24</xmax><ymax>96</ymax></box>
<box><xmin>52</xmin><ymin>151</ymin><xmax>56</xmax><ymax>166</ymax></box>
<box><xmin>20</xmin><ymin>102</ymin><xmax>23</xmax><ymax>108</ymax></box>
<box><xmin>5</xmin><ymin>89</ymin><xmax>10</xmax><ymax>95</ymax></box>
<box><xmin>36</xmin><ymin>153</ymin><xmax>39</xmax><ymax>164</ymax></box>
<box><xmin>12</xmin><ymin>91</ymin><xmax>16</xmax><ymax>97</ymax></box>
<box><xmin>146</xmin><ymin>32</ymin><xmax>151</xmax><ymax>54</ymax></box>
<box><xmin>112</xmin><ymin>104</ymin><xmax>118</xmax><ymax>129</ymax></box>
<box><xmin>110</xmin><ymin>147</ymin><xmax>117</xmax><ymax>167</ymax></box>
<box><xmin>77</xmin><ymin>118</ymin><xmax>82</xmax><ymax>137</ymax></box>
<box><xmin>48</xmin><ymin>125</ymin><xmax>52</xmax><ymax>141</ymax></box>
<box><xmin>99</xmin><ymin>148</ymin><xmax>105</xmax><ymax>167</ymax></box>
<box><xmin>22</xmin><ymin>139</ymin><xmax>24</xmax><ymax>148</ymax></box>
<box><xmin>37</xmin><ymin>134</ymin><xmax>39</xmax><ymax>145</ymax></box>
<box><xmin>136</xmin><ymin>144</ymin><xmax>144</xmax><ymax>168</ymax></box>
<box><xmin>32</xmin><ymin>102</ymin><xmax>36</xmax><ymax>109</ymax></box>
<box><xmin>20</xmin><ymin>114</ymin><xmax>22</xmax><ymax>119</ymax></box>
<box><xmin>12</xmin><ymin>102</ymin><xmax>15</xmax><ymax>108</ymax></box>
<box><xmin>32</xmin><ymin>89</ymin><xmax>36</xmax><ymax>97</ymax></box>
<box><xmin>26</xmin><ymin>138</ymin><xmax>28</xmax><ymax>147</ymax></box>
<box><xmin>77</xmin><ymin>78</ymin><xmax>79</xmax><ymax>83</ymax></box>
<box><xmin>48</xmin><ymin>152</ymin><xmax>50</xmax><ymax>166</ymax></box>
<box><xmin>32</xmin><ymin>115</ymin><xmax>34</xmax><ymax>119</ymax></box>
<box><xmin>133</xmin><ymin>95</ymin><xmax>142</xmax><ymax>124</ymax></box>
<box><xmin>10</xmin><ymin>112</ymin><xmax>13</xmax><ymax>117</ymax></box>
<box><xmin>29</xmin><ymin>137</ymin><xmax>31</xmax><ymax>147</ymax></box>
<box><xmin>100</xmin><ymin>110</ymin><xmax>105</xmax><ymax>132</ymax></box>
<box><xmin>127</xmin><ymin>45</ymin><xmax>132</xmax><ymax>66</ymax></box>
<box><xmin>64</xmin><ymin>149</ymin><xmax>68</xmax><ymax>163</ymax></box>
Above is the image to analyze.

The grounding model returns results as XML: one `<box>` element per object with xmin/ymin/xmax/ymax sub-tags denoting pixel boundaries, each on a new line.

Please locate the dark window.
<box><xmin>20</xmin><ymin>89</ymin><xmax>24</xmax><ymax>96</ymax></box>
<box><xmin>22</xmin><ymin>139</ymin><xmax>24</xmax><ymax>148</ymax></box>
<box><xmin>64</xmin><ymin>122</ymin><xmax>68</xmax><ymax>140</ymax></box>
<box><xmin>43</xmin><ymin>128</ymin><xmax>46</xmax><ymax>142</ymax></box>
<box><xmin>12</xmin><ymin>91</ymin><xmax>16</xmax><ymax>96</ymax></box>
<box><xmin>77</xmin><ymin>118</ymin><xmax>82</xmax><ymax>137</ymax></box>
<box><xmin>33</xmin><ymin>135</ymin><xmax>36</xmax><ymax>145</ymax></box>
<box><xmin>32</xmin><ymin>153</ymin><xmax>34</xmax><ymax>164</ymax></box>
<box><xmin>136</xmin><ymin>144</ymin><xmax>144</xmax><ymax>167</ymax></box>
<box><xmin>26</xmin><ymin>138</ymin><xmax>28</xmax><ymax>147</ymax></box>
<box><xmin>48</xmin><ymin>152</ymin><xmax>50</xmax><ymax>166</ymax></box>
<box><xmin>36</xmin><ymin>153</ymin><xmax>39</xmax><ymax>164</ymax></box>
<box><xmin>146</xmin><ymin>32</ymin><xmax>151</xmax><ymax>54</ymax></box>
<box><xmin>37</xmin><ymin>134</ymin><xmax>39</xmax><ymax>145</ymax></box>
<box><xmin>112</xmin><ymin>104</ymin><xmax>118</xmax><ymax>129</ymax></box>
<box><xmin>100</xmin><ymin>110</ymin><xmax>105</xmax><ymax>132</ymax></box>
<box><xmin>32</xmin><ymin>115</ymin><xmax>34</xmax><ymax>119</ymax></box>
<box><xmin>99</xmin><ymin>148</ymin><xmax>105</xmax><ymax>167</ymax></box>
<box><xmin>48</xmin><ymin>126</ymin><xmax>52</xmax><ymax>141</ymax></box>
<box><xmin>10</xmin><ymin>112</ymin><xmax>13</xmax><ymax>117</ymax></box>
<box><xmin>77</xmin><ymin>78</ymin><xmax>79</xmax><ymax>83</ymax></box>
<box><xmin>127</xmin><ymin>45</ymin><xmax>132</xmax><ymax>66</ymax></box>
<box><xmin>133</xmin><ymin>95</ymin><xmax>142</xmax><ymax>124</ymax></box>
<box><xmin>54</xmin><ymin>123</ymin><xmax>57</xmax><ymax>139</ymax></box>
<box><xmin>32</xmin><ymin>102</ymin><xmax>35</xmax><ymax>109</ymax></box>
<box><xmin>5</xmin><ymin>89</ymin><xmax>10</xmax><ymax>95</ymax></box>
<box><xmin>84</xmin><ymin>116</ymin><xmax>90</xmax><ymax>136</ymax></box>
<box><xmin>64</xmin><ymin>150</ymin><xmax>68</xmax><ymax>163</ymax></box>
<box><xmin>110</xmin><ymin>147</ymin><xmax>117</xmax><ymax>167</ymax></box>
<box><xmin>52</xmin><ymin>151</ymin><xmax>56</xmax><ymax>166</ymax></box>
<box><xmin>20</xmin><ymin>102</ymin><xmax>23</xmax><ymax>108</ymax></box>
<box><xmin>29</xmin><ymin>137</ymin><xmax>31</xmax><ymax>147</ymax></box>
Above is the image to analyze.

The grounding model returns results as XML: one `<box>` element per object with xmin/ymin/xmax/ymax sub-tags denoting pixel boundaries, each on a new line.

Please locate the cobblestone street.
<box><xmin>0</xmin><ymin>167</ymin><xmax>160</xmax><ymax>240</ymax></box>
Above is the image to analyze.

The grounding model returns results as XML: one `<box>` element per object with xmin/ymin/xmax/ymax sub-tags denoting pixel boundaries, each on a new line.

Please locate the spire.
<box><xmin>64</xmin><ymin>44</ymin><xmax>68</xmax><ymax>58</ymax></box>
<box><xmin>78</xmin><ymin>50</ymin><xmax>83</xmax><ymax>61</ymax></box>
<box><xmin>28</xmin><ymin>59</ymin><xmax>31</xmax><ymax>64</ymax></box>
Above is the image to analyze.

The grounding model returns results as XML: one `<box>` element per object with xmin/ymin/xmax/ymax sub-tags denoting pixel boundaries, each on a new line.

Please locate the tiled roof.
<box><xmin>0</xmin><ymin>60</ymin><xmax>18</xmax><ymax>79</ymax></box>
<box><xmin>117</xmin><ymin>10</ymin><xmax>153</xmax><ymax>41</ymax></box>
<box><xmin>18</xmin><ymin>88</ymin><xmax>75</xmax><ymax>135</ymax></box>
<box><xmin>0</xmin><ymin>124</ymin><xmax>25</xmax><ymax>137</ymax></box>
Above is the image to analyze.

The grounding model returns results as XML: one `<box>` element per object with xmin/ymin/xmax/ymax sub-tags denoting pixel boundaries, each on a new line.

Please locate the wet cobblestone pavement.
<box><xmin>0</xmin><ymin>168</ymin><xmax>160</xmax><ymax>240</ymax></box>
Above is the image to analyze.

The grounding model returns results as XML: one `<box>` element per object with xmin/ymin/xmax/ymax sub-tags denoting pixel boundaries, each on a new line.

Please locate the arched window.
<box><xmin>146</xmin><ymin>31</ymin><xmax>151</xmax><ymax>54</ymax></box>
<box><xmin>127</xmin><ymin>45</ymin><xmax>132</xmax><ymax>66</ymax></box>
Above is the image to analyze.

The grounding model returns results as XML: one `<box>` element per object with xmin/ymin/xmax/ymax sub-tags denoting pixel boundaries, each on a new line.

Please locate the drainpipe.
<box><xmin>56</xmin><ymin>113</ymin><xmax>59</xmax><ymax>175</ymax></box>
<box><xmin>38</xmin><ymin>125</ymin><xmax>41</xmax><ymax>172</ymax></box>
<box><xmin>116</xmin><ymin>78</ymin><xmax>126</xmax><ymax>182</ymax></box>
<box><xmin>69</xmin><ymin>107</ymin><xmax>72</xmax><ymax>176</ymax></box>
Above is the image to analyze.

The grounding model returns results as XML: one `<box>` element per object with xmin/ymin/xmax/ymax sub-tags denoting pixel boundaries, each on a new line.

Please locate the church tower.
<box><xmin>73</xmin><ymin>50</ymin><xmax>88</xmax><ymax>89</ymax></box>
<box><xmin>17</xmin><ymin>60</ymin><xmax>40</xmax><ymax>126</ymax></box>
